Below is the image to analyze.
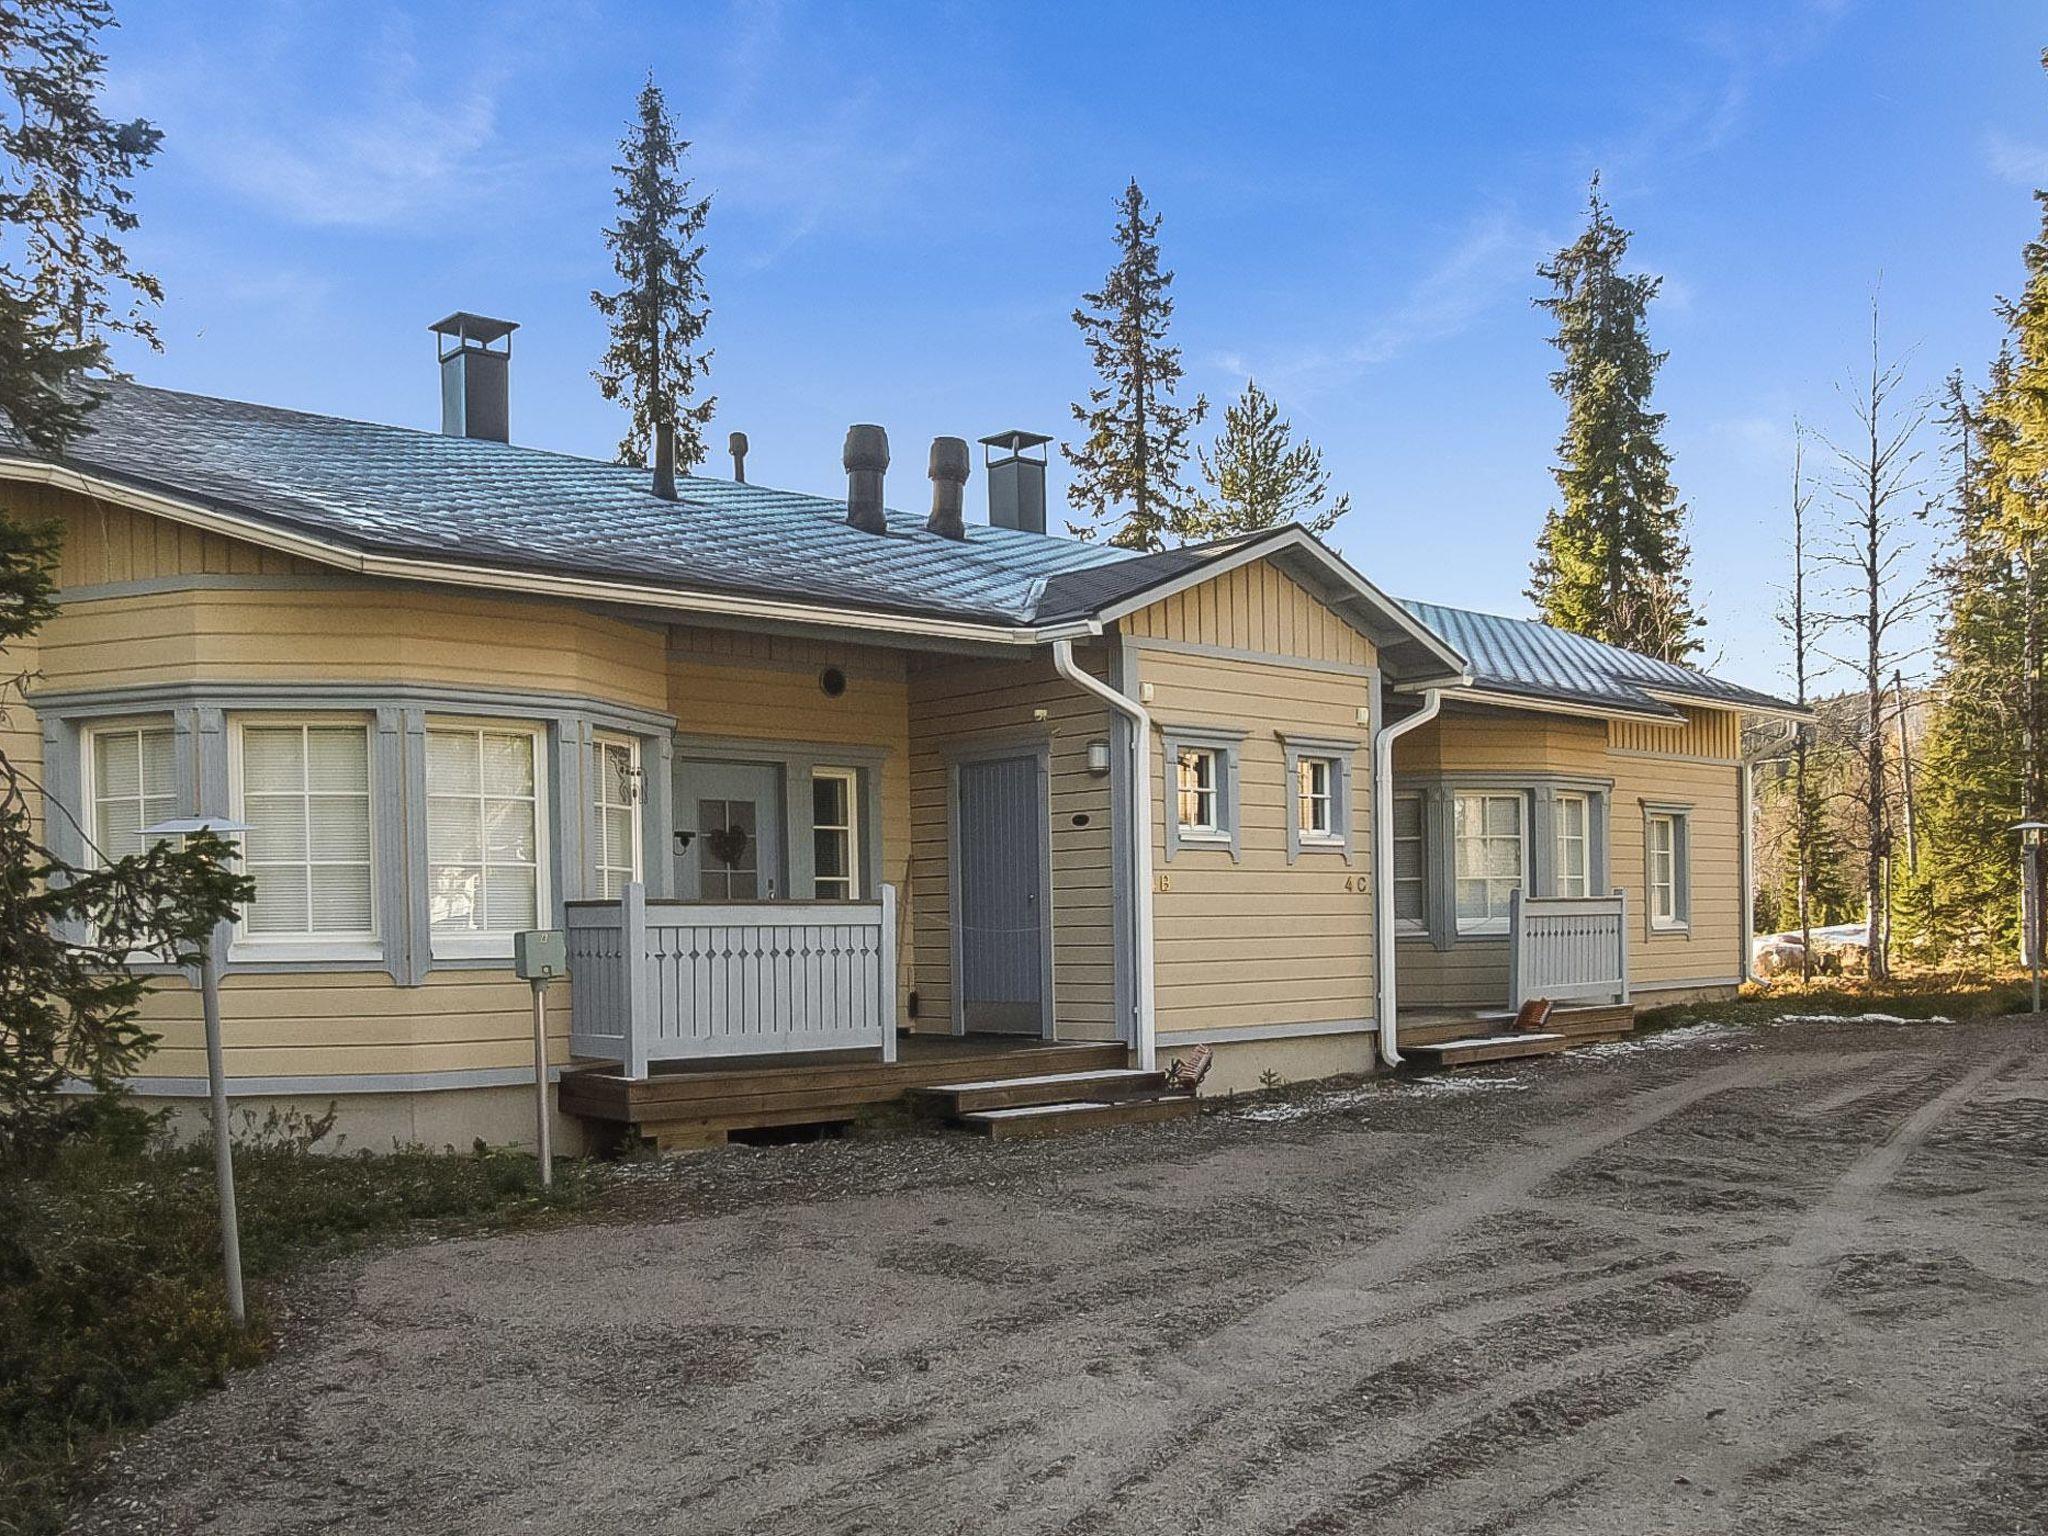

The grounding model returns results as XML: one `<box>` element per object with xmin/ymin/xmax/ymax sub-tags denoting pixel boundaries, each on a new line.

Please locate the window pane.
<box><xmin>242</xmin><ymin>728</ymin><xmax>304</xmax><ymax>794</ymax></box>
<box><xmin>140</xmin><ymin>730</ymin><xmax>176</xmax><ymax>797</ymax></box>
<box><xmin>481</xmin><ymin>733</ymin><xmax>534</xmax><ymax>796</ymax></box>
<box><xmin>426</xmin><ymin>732</ymin><xmax>479</xmax><ymax>795</ymax></box>
<box><xmin>484</xmin><ymin>798</ymin><xmax>536</xmax><ymax>861</ymax></box>
<box><xmin>310</xmin><ymin>864</ymin><xmax>373</xmax><ymax>931</ymax></box>
<box><xmin>305</xmin><ymin>727</ymin><xmax>368</xmax><ymax>792</ymax></box>
<box><xmin>429</xmin><ymin>796</ymin><xmax>483</xmax><ymax>865</ymax></box>
<box><xmin>1485</xmin><ymin>795</ymin><xmax>1519</xmax><ymax>836</ymax></box>
<box><xmin>815</xmin><ymin>827</ymin><xmax>847</xmax><ymax>881</ymax></box>
<box><xmin>1393</xmin><ymin>840</ymin><xmax>1423</xmax><ymax>880</ymax></box>
<box><xmin>484</xmin><ymin>867</ymin><xmax>537</xmax><ymax>930</ymax></box>
<box><xmin>813</xmin><ymin>774</ymin><xmax>848</xmax><ymax>828</ymax></box>
<box><xmin>603</xmin><ymin>807</ymin><xmax>632</xmax><ymax>864</ymax></box>
<box><xmin>243</xmin><ymin>795</ymin><xmax>307</xmax><ymax>861</ymax></box>
<box><xmin>96</xmin><ymin>732</ymin><xmax>141</xmax><ymax>798</ymax></box>
<box><xmin>309</xmin><ymin>795</ymin><xmax>370</xmax><ymax>861</ymax></box>
<box><xmin>247</xmin><ymin>865</ymin><xmax>310</xmax><ymax>933</ymax></box>
<box><xmin>1394</xmin><ymin>882</ymin><xmax>1425</xmax><ymax>922</ymax></box>
<box><xmin>432</xmin><ymin>867</ymin><xmax>481</xmax><ymax>929</ymax></box>
<box><xmin>1456</xmin><ymin>879</ymin><xmax>1489</xmax><ymax>920</ymax></box>
<box><xmin>1393</xmin><ymin>796</ymin><xmax>1422</xmax><ymax>839</ymax></box>
<box><xmin>97</xmin><ymin>797</ymin><xmax>142</xmax><ymax>860</ymax></box>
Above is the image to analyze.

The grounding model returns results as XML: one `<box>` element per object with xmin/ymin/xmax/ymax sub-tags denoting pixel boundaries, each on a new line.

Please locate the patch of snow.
<box><xmin>1770</xmin><ymin>1011</ymin><xmax>1953</xmax><ymax>1025</ymax></box>
<box><xmin>1570</xmin><ymin>1023</ymin><xmax>1749</xmax><ymax>1061</ymax></box>
<box><xmin>1236</xmin><ymin>1073</ymin><xmax>1531</xmax><ymax>1124</ymax></box>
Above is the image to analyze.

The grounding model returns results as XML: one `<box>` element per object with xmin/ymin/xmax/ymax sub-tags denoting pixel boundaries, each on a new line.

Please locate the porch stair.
<box><xmin>1398</xmin><ymin>1002</ymin><xmax>1636</xmax><ymax>1071</ymax></box>
<box><xmin>1403</xmin><ymin>1031</ymin><xmax>1570</xmax><ymax>1069</ymax></box>
<box><xmin>913</xmin><ymin>1068</ymin><xmax>1197</xmax><ymax>1140</ymax></box>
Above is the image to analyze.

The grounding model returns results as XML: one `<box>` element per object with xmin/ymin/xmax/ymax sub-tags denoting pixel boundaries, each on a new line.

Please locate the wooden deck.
<box><xmin>1398</xmin><ymin>1002</ymin><xmax>1635</xmax><ymax>1049</ymax></box>
<box><xmin>561</xmin><ymin>1034</ymin><xmax>1129</xmax><ymax>1150</ymax></box>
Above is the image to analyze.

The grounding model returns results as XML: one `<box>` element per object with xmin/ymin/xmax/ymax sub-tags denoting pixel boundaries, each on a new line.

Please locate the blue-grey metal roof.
<box><xmin>1400</xmin><ymin>599</ymin><xmax>1799</xmax><ymax>718</ymax></box>
<box><xmin>45</xmin><ymin>381</ymin><xmax>1135</xmax><ymax>626</ymax></box>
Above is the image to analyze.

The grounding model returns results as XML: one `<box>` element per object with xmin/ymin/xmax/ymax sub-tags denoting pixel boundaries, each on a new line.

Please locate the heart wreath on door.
<box><xmin>703</xmin><ymin>824</ymin><xmax>751</xmax><ymax>868</ymax></box>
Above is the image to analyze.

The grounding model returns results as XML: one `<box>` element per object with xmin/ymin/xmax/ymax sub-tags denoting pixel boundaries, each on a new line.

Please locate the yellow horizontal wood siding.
<box><xmin>668</xmin><ymin>624</ymin><xmax>914</xmax><ymax>1024</ymax></box>
<box><xmin>1392</xmin><ymin>702</ymin><xmax>1746</xmax><ymax>1005</ymax></box>
<box><xmin>129</xmin><ymin>968</ymin><xmax>575</xmax><ymax>1081</ymax></box>
<box><xmin>1130</xmin><ymin>556</ymin><xmax>1381</xmax><ymax>1042</ymax></box>
<box><xmin>45</xmin><ymin>486</ymin><xmax>323</xmax><ymax>586</ymax></box>
<box><xmin>906</xmin><ymin>645</ymin><xmax>1116</xmax><ymax>1040</ymax></box>
<box><xmin>1120</xmin><ymin>557</ymin><xmax>1374</xmax><ymax>666</ymax></box>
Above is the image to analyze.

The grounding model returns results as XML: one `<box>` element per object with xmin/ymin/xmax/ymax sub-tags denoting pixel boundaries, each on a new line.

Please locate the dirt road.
<box><xmin>81</xmin><ymin>1016</ymin><xmax>2048</xmax><ymax>1534</ymax></box>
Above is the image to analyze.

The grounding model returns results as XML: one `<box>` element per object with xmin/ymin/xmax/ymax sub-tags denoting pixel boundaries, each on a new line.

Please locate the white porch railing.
<box><xmin>1508</xmin><ymin>890</ymin><xmax>1630</xmax><ymax>1007</ymax></box>
<box><xmin>566</xmin><ymin>883</ymin><xmax>898</xmax><ymax>1078</ymax></box>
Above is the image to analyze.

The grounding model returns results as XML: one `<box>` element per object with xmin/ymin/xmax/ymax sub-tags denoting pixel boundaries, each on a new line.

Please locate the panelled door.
<box><xmin>676</xmin><ymin>761</ymin><xmax>784</xmax><ymax>900</ymax></box>
<box><xmin>955</xmin><ymin>753</ymin><xmax>1049</xmax><ymax>1035</ymax></box>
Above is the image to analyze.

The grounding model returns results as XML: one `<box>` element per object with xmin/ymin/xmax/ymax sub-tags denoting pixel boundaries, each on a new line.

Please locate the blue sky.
<box><xmin>99</xmin><ymin>1</ymin><xmax>2046</xmax><ymax>694</ymax></box>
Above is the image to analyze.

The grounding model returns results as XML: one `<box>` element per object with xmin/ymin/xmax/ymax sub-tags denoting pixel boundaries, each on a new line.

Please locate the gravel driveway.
<box><xmin>79</xmin><ymin>1015</ymin><xmax>2048</xmax><ymax>1535</ymax></box>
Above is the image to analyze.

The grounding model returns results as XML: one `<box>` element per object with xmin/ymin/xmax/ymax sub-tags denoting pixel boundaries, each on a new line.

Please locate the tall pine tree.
<box><xmin>1064</xmin><ymin>180</ymin><xmax>1207</xmax><ymax>550</ymax></box>
<box><xmin>1528</xmin><ymin>176</ymin><xmax>1700</xmax><ymax>662</ymax></box>
<box><xmin>1195</xmin><ymin>378</ymin><xmax>1350</xmax><ymax>537</ymax></box>
<box><xmin>592</xmin><ymin>75</ymin><xmax>713</xmax><ymax>471</ymax></box>
<box><xmin>1908</xmin><ymin>366</ymin><xmax>2041</xmax><ymax>960</ymax></box>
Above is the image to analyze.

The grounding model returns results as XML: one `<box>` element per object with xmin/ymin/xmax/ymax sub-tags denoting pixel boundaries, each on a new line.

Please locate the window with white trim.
<box><xmin>427</xmin><ymin>723</ymin><xmax>546</xmax><ymax>952</ymax></box>
<box><xmin>1454</xmin><ymin>790</ymin><xmax>1525</xmax><ymax>934</ymax></box>
<box><xmin>1297</xmin><ymin>755</ymin><xmax>1339</xmax><ymax>842</ymax></box>
<box><xmin>811</xmin><ymin>768</ymin><xmax>859</xmax><ymax>899</ymax></box>
<box><xmin>1392</xmin><ymin>792</ymin><xmax>1428</xmax><ymax>933</ymax></box>
<box><xmin>1647</xmin><ymin>809</ymin><xmax>1690</xmax><ymax>929</ymax></box>
<box><xmin>88</xmin><ymin>723</ymin><xmax>177</xmax><ymax>865</ymax></box>
<box><xmin>590</xmin><ymin>735</ymin><xmax>640</xmax><ymax>899</ymax></box>
<box><xmin>1554</xmin><ymin>791</ymin><xmax>1590</xmax><ymax>898</ymax></box>
<box><xmin>1176</xmin><ymin>747</ymin><xmax>1220</xmax><ymax>834</ymax></box>
<box><xmin>234</xmin><ymin>721</ymin><xmax>375</xmax><ymax>945</ymax></box>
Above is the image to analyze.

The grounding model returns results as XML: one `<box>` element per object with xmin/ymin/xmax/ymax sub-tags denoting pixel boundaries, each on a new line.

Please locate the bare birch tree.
<box><xmin>1818</xmin><ymin>295</ymin><xmax>1936</xmax><ymax>981</ymax></box>
<box><xmin>1776</xmin><ymin>422</ymin><xmax>1823</xmax><ymax>978</ymax></box>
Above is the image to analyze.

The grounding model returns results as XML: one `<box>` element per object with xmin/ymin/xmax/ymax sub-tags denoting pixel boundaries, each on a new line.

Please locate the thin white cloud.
<box><xmin>1984</xmin><ymin>131</ymin><xmax>2048</xmax><ymax>188</ymax></box>
<box><xmin>1220</xmin><ymin>204</ymin><xmax>1550</xmax><ymax>396</ymax></box>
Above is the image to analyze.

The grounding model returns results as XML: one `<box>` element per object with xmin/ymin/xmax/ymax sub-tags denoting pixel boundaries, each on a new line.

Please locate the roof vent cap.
<box><xmin>980</xmin><ymin>428</ymin><xmax>1050</xmax><ymax>535</ymax></box>
<box><xmin>843</xmin><ymin>424</ymin><xmax>889</xmax><ymax>534</ymax></box>
<box><xmin>429</xmin><ymin>312</ymin><xmax>517</xmax><ymax>443</ymax></box>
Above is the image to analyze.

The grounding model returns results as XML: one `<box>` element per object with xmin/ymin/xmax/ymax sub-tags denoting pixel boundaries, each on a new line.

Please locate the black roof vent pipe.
<box><xmin>729</xmin><ymin>431</ymin><xmax>749</xmax><ymax>483</ymax></box>
<box><xmin>926</xmin><ymin>436</ymin><xmax>969</xmax><ymax>539</ymax></box>
<box><xmin>843</xmin><ymin>424</ymin><xmax>889</xmax><ymax>534</ymax></box>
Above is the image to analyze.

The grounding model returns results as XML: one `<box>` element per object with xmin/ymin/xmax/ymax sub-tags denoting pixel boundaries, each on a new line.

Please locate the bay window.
<box><xmin>1392</xmin><ymin>792</ymin><xmax>1428</xmax><ymax>933</ymax></box>
<box><xmin>233</xmin><ymin>720</ymin><xmax>375</xmax><ymax>951</ymax></box>
<box><xmin>427</xmin><ymin>723</ymin><xmax>546</xmax><ymax>954</ymax></box>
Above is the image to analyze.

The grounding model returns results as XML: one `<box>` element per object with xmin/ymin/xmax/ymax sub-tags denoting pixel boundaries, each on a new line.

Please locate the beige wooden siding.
<box><xmin>48</xmin><ymin>487</ymin><xmax>323</xmax><ymax>586</ymax></box>
<box><xmin>668</xmin><ymin>624</ymin><xmax>914</xmax><ymax>1022</ymax></box>
<box><xmin>128</xmin><ymin>968</ymin><xmax>573</xmax><ymax>1082</ymax></box>
<box><xmin>1609</xmin><ymin>707</ymin><xmax>1740</xmax><ymax>761</ymax></box>
<box><xmin>1120</xmin><ymin>557</ymin><xmax>1374</xmax><ymax>666</ymax></box>
<box><xmin>1392</xmin><ymin>702</ymin><xmax>1745</xmax><ymax>1005</ymax></box>
<box><xmin>1128</xmin><ymin>557</ymin><xmax>1381</xmax><ymax>1041</ymax></box>
<box><xmin>906</xmin><ymin>645</ymin><xmax>1117</xmax><ymax>1040</ymax></box>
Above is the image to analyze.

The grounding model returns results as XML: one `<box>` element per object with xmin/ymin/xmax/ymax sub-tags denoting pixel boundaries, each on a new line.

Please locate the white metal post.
<box><xmin>198</xmin><ymin>945</ymin><xmax>246</xmax><ymax>1328</ymax></box>
<box><xmin>530</xmin><ymin>978</ymin><xmax>553</xmax><ymax>1188</ymax></box>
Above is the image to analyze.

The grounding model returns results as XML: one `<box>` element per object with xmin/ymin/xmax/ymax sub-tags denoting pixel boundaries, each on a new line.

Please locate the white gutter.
<box><xmin>1052</xmin><ymin>638</ymin><xmax>1155</xmax><ymax>1072</ymax></box>
<box><xmin>1373</xmin><ymin>687</ymin><xmax>1444</xmax><ymax>1068</ymax></box>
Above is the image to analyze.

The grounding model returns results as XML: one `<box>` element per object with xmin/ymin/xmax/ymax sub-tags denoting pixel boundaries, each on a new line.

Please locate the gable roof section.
<box><xmin>1399</xmin><ymin>599</ymin><xmax>1805</xmax><ymax>721</ymax></box>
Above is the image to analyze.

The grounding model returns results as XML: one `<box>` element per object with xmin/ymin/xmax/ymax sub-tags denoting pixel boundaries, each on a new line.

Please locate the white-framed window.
<box><xmin>86</xmin><ymin>721</ymin><xmax>177</xmax><ymax>866</ymax></box>
<box><xmin>1554</xmin><ymin>791</ymin><xmax>1590</xmax><ymax>898</ymax></box>
<box><xmin>1176</xmin><ymin>746</ymin><xmax>1220</xmax><ymax>834</ymax></box>
<box><xmin>1647</xmin><ymin>808</ymin><xmax>1690</xmax><ymax>930</ymax></box>
<box><xmin>1454</xmin><ymin>790</ymin><xmax>1525</xmax><ymax>934</ymax></box>
<box><xmin>1297</xmin><ymin>755</ymin><xmax>1340</xmax><ymax>842</ymax></box>
<box><xmin>426</xmin><ymin>722</ymin><xmax>547</xmax><ymax>956</ymax></box>
<box><xmin>1393</xmin><ymin>792</ymin><xmax>1428</xmax><ymax>933</ymax></box>
<box><xmin>591</xmin><ymin>734</ymin><xmax>641</xmax><ymax>900</ymax></box>
<box><xmin>231</xmin><ymin>719</ymin><xmax>376</xmax><ymax>954</ymax></box>
<box><xmin>812</xmin><ymin>767</ymin><xmax>859</xmax><ymax>900</ymax></box>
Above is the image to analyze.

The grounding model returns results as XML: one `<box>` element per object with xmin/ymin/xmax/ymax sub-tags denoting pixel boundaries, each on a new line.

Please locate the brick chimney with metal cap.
<box><xmin>926</xmin><ymin>436</ymin><xmax>970</xmax><ymax>539</ymax></box>
<box><xmin>843</xmin><ymin>424</ymin><xmax>889</xmax><ymax>534</ymax></box>
<box><xmin>429</xmin><ymin>312</ymin><xmax>517</xmax><ymax>442</ymax></box>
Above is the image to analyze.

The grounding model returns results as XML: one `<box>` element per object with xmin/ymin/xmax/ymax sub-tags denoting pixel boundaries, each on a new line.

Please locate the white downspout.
<box><xmin>1373</xmin><ymin>688</ymin><xmax>1444</xmax><ymax>1068</ymax></box>
<box><xmin>1052</xmin><ymin>638</ymin><xmax>1156</xmax><ymax>1072</ymax></box>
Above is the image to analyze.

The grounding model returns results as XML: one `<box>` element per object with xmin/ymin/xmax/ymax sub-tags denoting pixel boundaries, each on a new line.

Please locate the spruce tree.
<box><xmin>1195</xmin><ymin>378</ymin><xmax>1350</xmax><ymax>537</ymax></box>
<box><xmin>592</xmin><ymin>74</ymin><xmax>713</xmax><ymax>471</ymax></box>
<box><xmin>1064</xmin><ymin>180</ymin><xmax>1207</xmax><ymax>550</ymax></box>
<box><xmin>1528</xmin><ymin>176</ymin><xmax>1700</xmax><ymax>661</ymax></box>
<box><xmin>0</xmin><ymin>0</ymin><xmax>248</xmax><ymax>1160</ymax></box>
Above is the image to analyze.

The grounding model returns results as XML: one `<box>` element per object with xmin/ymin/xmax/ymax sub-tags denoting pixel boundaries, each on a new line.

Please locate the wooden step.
<box><xmin>959</xmin><ymin>1094</ymin><xmax>1198</xmax><ymax>1141</ymax></box>
<box><xmin>1404</xmin><ymin>1031</ymin><xmax>1571</xmax><ymax>1068</ymax></box>
<box><xmin>913</xmin><ymin>1068</ymin><xmax>1167</xmax><ymax>1116</ymax></box>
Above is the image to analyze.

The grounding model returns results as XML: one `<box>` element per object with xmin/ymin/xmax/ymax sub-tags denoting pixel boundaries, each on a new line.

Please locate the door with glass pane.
<box><xmin>676</xmin><ymin>761</ymin><xmax>783</xmax><ymax>900</ymax></box>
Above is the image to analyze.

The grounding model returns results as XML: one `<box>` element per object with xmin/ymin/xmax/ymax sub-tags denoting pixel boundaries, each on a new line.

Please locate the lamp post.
<box><xmin>141</xmin><ymin>815</ymin><xmax>251</xmax><ymax>1328</ymax></box>
<box><xmin>2014</xmin><ymin>821</ymin><xmax>2048</xmax><ymax>1015</ymax></box>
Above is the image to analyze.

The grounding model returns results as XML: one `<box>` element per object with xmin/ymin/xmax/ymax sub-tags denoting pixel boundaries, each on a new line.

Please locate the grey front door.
<box><xmin>677</xmin><ymin>761</ymin><xmax>783</xmax><ymax>900</ymax></box>
<box><xmin>956</xmin><ymin>753</ymin><xmax>1048</xmax><ymax>1035</ymax></box>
